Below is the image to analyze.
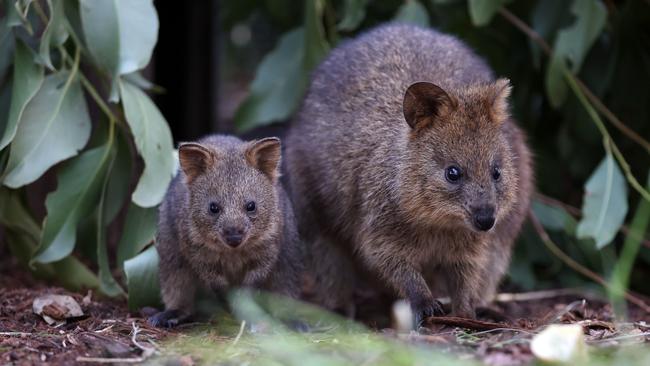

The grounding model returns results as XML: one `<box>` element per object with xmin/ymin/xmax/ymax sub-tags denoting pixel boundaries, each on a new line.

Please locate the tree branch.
<box><xmin>529</xmin><ymin>210</ymin><xmax>650</xmax><ymax>314</ymax></box>
<box><xmin>498</xmin><ymin>7</ymin><xmax>650</xmax><ymax>154</ymax></box>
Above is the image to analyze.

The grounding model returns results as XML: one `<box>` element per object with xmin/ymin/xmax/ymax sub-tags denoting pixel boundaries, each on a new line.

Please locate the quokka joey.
<box><xmin>150</xmin><ymin>135</ymin><xmax>303</xmax><ymax>328</ymax></box>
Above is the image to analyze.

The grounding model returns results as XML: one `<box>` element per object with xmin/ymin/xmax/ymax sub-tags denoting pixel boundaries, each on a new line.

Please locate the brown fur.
<box><xmin>152</xmin><ymin>135</ymin><xmax>303</xmax><ymax>327</ymax></box>
<box><xmin>285</xmin><ymin>24</ymin><xmax>533</xmax><ymax>324</ymax></box>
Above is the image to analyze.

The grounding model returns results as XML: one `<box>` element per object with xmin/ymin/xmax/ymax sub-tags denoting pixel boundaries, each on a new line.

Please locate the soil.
<box><xmin>1</xmin><ymin>264</ymin><xmax>649</xmax><ymax>365</ymax></box>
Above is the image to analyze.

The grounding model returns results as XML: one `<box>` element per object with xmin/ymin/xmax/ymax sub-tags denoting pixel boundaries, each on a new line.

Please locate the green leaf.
<box><xmin>96</xmin><ymin>140</ymin><xmax>125</xmax><ymax>297</ymax></box>
<box><xmin>304</xmin><ymin>0</ymin><xmax>330</xmax><ymax>71</ymax></box>
<box><xmin>38</xmin><ymin>0</ymin><xmax>69</xmax><ymax>70</ymax></box>
<box><xmin>337</xmin><ymin>0</ymin><xmax>368</xmax><ymax>31</ymax></box>
<box><xmin>532</xmin><ymin>200</ymin><xmax>577</xmax><ymax>235</ymax></box>
<box><xmin>117</xmin><ymin>203</ymin><xmax>158</xmax><ymax>267</ymax></box>
<box><xmin>0</xmin><ymin>187</ymin><xmax>41</xmax><ymax>239</ymax></box>
<box><xmin>395</xmin><ymin>0</ymin><xmax>430</xmax><ymax>27</ymax></box>
<box><xmin>79</xmin><ymin>0</ymin><xmax>158</xmax><ymax>91</ymax></box>
<box><xmin>0</xmin><ymin>40</ymin><xmax>44</xmax><ymax>151</ymax></box>
<box><xmin>119</xmin><ymin>79</ymin><xmax>175</xmax><ymax>207</ymax></box>
<box><xmin>124</xmin><ymin>245</ymin><xmax>162</xmax><ymax>311</ymax></box>
<box><xmin>235</xmin><ymin>1</ymin><xmax>330</xmax><ymax>132</ymax></box>
<box><xmin>576</xmin><ymin>153</ymin><xmax>628</xmax><ymax>249</ymax></box>
<box><xmin>3</xmin><ymin>69</ymin><xmax>91</xmax><ymax>188</ymax></box>
<box><xmin>234</xmin><ymin>28</ymin><xmax>308</xmax><ymax>131</ymax></box>
<box><xmin>0</xmin><ymin>16</ymin><xmax>15</xmax><ymax>85</ymax></box>
<box><xmin>609</xmin><ymin>173</ymin><xmax>650</xmax><ymax>316</ymax></box>
<box><xmin>50</xmin><ymin>256</ymin><xmax>101</xmax><ymax>291</ymax></box>
<box><xmin>468</xmin><ymin>0</ymin><xmax>508</xmax><ymax>26</ymax></box>
<box><xmin>0</xmin><ymin>187</ymin><xmax>100</xmax><ymax>291</ymax></box>
<box><xmin>104</xmin><ymin>130</ymin><xmax>132</xmax><ymax>224</ymax></box>
<box><xmin>0</xmin><ymin>82</ymin><xmax>12</xmax><ymax>152</ymax></box>
<box><xmin>32</xmin><ymin>142</ymin><xmax>114</xmax><ymax>263</ymax></box>
<box><xmin>545</xmin><ymin>0</ymin><xmax>606</xmax><ymax>108</ymax></box>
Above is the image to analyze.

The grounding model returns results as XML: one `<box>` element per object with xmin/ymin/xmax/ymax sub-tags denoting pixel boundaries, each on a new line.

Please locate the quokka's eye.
<box><xmin>445</xmin><ymin>166</ymin><xmax>462</xmax><ymax>183</ymax></box>
<box><xmin>245</xmin><ymin>201</ymin><xmax>257</xmax><ymax>213</ymax></box>
<box><xmin>492</xmin><ymin>166</ymin><xmax>501</xmax><ymax>181</ymax></box>
<box><xmin>209</xmin><ymin>202</ymin><xmax>220</xmax><ymax>214</ymax></box>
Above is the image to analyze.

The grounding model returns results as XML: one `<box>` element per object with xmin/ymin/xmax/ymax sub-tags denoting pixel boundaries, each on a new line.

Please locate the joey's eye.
<box><xmin>445</xmin><ymin>166</ymin><xmax>462</xmax><ymax>183</ymax></box>
<box><xmin>209</xmin><ymin>202</ymin><xmax>220</xmax><ymax>214</ymax></box>
<box><xmin>492</xmin><ymin>166</ymin><xmax>501</xmax><ymax>181</ymax></box>
<box><xmin>245</xmin><ymin>201</ymin><xmax>257</xmax><ymax>213</ymax></box>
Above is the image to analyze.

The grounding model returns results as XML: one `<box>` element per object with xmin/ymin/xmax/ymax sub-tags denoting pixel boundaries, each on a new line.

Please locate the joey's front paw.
<box><xmin>148</xmin><ymin>309</ymin><xmax>185</xmax><ymax>328</ymax></box>
<box><xmin>412</xmin><ymin>299</ymin><xmax>445</xmax><ymax>328</ymax></box>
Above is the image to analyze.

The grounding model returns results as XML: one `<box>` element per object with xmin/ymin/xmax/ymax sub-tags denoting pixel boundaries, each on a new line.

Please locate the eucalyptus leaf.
<box><xmin>235</xmin><ymin>0</ymin><xmax>330</xmax><ymax>132</ymax></box>
<box><xmin>39</xmin><ymin>0</ymin><xmax>69</xmax><ymax>70</ymax></box>
<box><xmin>51</xmin><ymin>257</ymin><xmax>101</xmax><ymax>291</ymax></box>
<box><xmin>0</xmin><ymin>40</ymin><xmax>44</xmax><ymax>151</ymax></box>
<box><xmin>119</xmin><ymin>79</ymin><xmax>175</xmax><ymax>207</ymax></box>
<box><xmin>304</xmin><ymin>0</ymin><xmax>330</xmax><ymax>71</ymax></box>
<box><xmin>532</xmin><ymin>200</ymin><xmax>577</xmax><ymax>235</ymax></box>
<box><xmin>545</xmin><ymin>0</ymin><xmax>606</xmax><ymax>107</ymax></box>
<box><xmin>609</xmin><ymin>173</ymin><xmax>650</xmax><ymax>314</ymax></box>
<box><xmin>124</xmin><ymin>245</ymin><xmax>162</xmax><ymax>311</ymax></box>
<box><xmin>576</xmin><ymin>154</ymin><xmax>628</xmax><ymax>249</ymax></box>
<box><xmin>0</xmin><ymin>187</ymin><xmax>100</xmax><ymax>291</ymax></box>
<box><xmin>468</xmin><ymin>0</ymin><xmax>508</xmax><ymax>26</ymax></box>
<box><xmin>104</xmin><ymin>130</ymin><xmax>132</xmax><ymax>224</ymax></box>
<box><xmin>3</xmin><ymin>70</ymin><xmax>91</xmax><ymax>188</ymax></box>
<box><xmin>394</xmin><ymin>0</ymin><xmax>430</xmax><ymax>27</ymax></box>
<box><xmin>234</xmin><ymin>28</ymin><xmax>308</xmax><ymax>131</ymax></box>
<box><xmin>32</xmin><ymin>142</ymin><xmax>114</xmax><ymax>264</ymax></box>
<box><xmin>79</xmin><ymin>0</ymin><xmax>158</xmax><ymax>78</ymax></box>
<box><xmin>0</xmin><ymin>16</ymin><xmax>15</xmax><ymax>85</ymax></box>
<box><xmin>96</xmin><ymin>143</ymin><xmax>125</xmax><ymax>297</ymax></box>
<box><xmin>0</xmin><ymin>82</ymin><xmax>12</xmax><ymax>149</ymax></box>
<box><xmin>337</xmin><ymin>0</ymin><xmax>368</xmax><ymax>31</ymax></box>
<box><xmin>117</xmin><ymin>203</ymin><xmax>158</xmax><ymax>267</ymax></box>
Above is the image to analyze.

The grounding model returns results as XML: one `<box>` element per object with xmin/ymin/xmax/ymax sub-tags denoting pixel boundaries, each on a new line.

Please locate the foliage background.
<box><xmin>0</xmin><ymin>0</ymin><xmax>649</xmax><ymax>318</ymax></box>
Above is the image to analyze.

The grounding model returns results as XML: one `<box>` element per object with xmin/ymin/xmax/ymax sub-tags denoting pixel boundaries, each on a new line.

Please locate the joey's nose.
<box><xmin>472</xmin><ymin>206</ymin><xmax>495</xmax><ymax>231</ymax></box>
<box><xmin>223</xmin><ymin>227</ymin><xmax>245</xmax><ymax>247</ymax></box>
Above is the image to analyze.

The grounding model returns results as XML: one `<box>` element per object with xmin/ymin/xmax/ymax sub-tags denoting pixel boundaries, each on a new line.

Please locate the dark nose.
<box><xmin>472</xmin><ymin>206</ymin><xmax>495</xmax><ymax>231</ymax></box>
<box><xmin>223</xmin><ymin>227</ymin><xmax>245</xmax><ymax>247</ymax></box>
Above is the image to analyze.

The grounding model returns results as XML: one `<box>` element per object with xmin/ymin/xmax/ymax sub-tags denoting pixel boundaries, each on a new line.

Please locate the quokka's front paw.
<box><xmin>148</xmin><ymin>309</ymin><xmax>186</xmax><ymax>328</ymax></box>
<box><xmin>413</xmin><ymin>299</ymin><xmax>445</xmax><ymax>328</ymax></box>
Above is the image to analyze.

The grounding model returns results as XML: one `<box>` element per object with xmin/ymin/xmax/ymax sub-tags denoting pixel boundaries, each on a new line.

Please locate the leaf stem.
<box><xmin>609</xmin><ymin>180</ymin><xmax>650</xmax><ymax>319</ymax></box>
<box><xmin>529</xmin><ymin>210</ymin><xmax>650</xmax><ymax>314</ymax></box>
<box><xmin>534</xmin><ymin>193</ymin><xmax>650</xmax><ymax>248</ymax></box>
<box><xmin>563</xmin><ymin>68</ymin><xmax>650</xmax><ymax>202</ymax></box>
<box><xmin>498</xmin><ymin>7</ymin><xmax>650</xmax><ymax>155</ymax></box>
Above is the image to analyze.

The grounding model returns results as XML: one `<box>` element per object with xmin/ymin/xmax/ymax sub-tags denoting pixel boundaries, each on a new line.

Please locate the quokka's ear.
<box><xmin>245</xmin><ymin>137</ymin><xmax>282</xmax><ymax>181</ymax></box>
<box><xmin>179</xmin><ymin>143</ymin><xmax>215</xmax><ymax>183</ymax></box>
<box><xmin>489</xmin><ymin>78</ymin><xmax>512</xmax><ymax>124</ymax></box>
<box><xmin>403</xmin><ymin>82</ymin><xmax>458</xmax><ymax>130</ymax></box>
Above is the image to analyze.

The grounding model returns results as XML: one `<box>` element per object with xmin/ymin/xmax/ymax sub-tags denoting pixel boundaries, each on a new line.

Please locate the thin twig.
<box><xmin>588</xmin><ymin>331</ymin><xmax>650</xmax><ymax>344</ymax></box>
<box><xmin>534</xmin><ymin>193</ymin><xmax>650</xmax><ymax>248</ymax></box>
<box><xmin>498</xmin><ymin>7</ymin><xmax>650</xmax><ymax>154</ymax></box>
<box><xmin>0</xmin><ymin>332</ymin><xmax>31</xmax><ymax>336</ymax></box>
<box><xmin>425</xmin><ymin>316</ymin><xmax>518</xmax><ymax>331</ymax></box>
<box><xmin>75</xmin><ymin>356</ymin><xmax>144</xmax><ymax>363</ymax></box>
<box><xmin>529</xmin><ymin>210</ymin><xmax>650</xmax><ymax>313</ymax></box>
<box><xmin>232</xmin><ymin>320</ymin><xmax>246</xmax><ymax>346</ymax></box>
<box><xmin>131</xmin><ymin>322</ymin><xmax>155</xmax><ymax>358</ymax></box>
<box><xmin>495</xmin><ymin>288</ymin><xmax>589</xmax><ymax>302</ymax></box>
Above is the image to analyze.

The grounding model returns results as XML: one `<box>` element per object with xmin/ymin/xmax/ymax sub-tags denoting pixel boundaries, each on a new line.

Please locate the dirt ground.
<box><xmin>2</xmin><ymin>264</ymin><xmax>650</xmax><ymax>365</ymax></box>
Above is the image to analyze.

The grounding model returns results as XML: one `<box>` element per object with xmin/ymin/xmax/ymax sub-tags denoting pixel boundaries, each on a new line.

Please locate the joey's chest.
<box><xmin>186</xmin><ymin>243</ymin><xmax>279</xmax><ymax>289</ymax></box>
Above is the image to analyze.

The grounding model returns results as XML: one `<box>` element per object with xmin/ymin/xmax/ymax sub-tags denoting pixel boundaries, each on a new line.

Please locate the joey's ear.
<box><xmin>179</xmin><ymin>143</ymin><xmax>215</xmax><ymax>183</ymax></box>
<box><xmin>403</xmin><ymin>82</ymin><xmax>457</xmax><ymax>129</ymax></box>
<box><xmin>489</xmin><ymin>78</ymin><xmax>512</xmax><ymax>123</ymax></box>
<box><xmin>245</xmin><ymin>137</ymin><xmax>282</xmax><ymax>181</ymax></box>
